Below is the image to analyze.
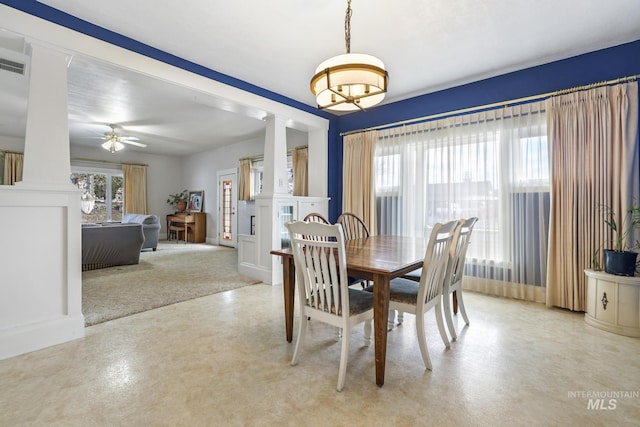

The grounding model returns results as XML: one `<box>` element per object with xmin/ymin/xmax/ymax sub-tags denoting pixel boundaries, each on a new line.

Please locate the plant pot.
<box><xmin>603</xmin><ymin>249</ymin><xmax>638</xmax><ymax>276</ymax></box>
<box><xmin>175</xmin><ymin>201</ymin><xmax>187</xmax><ymax>212</ymax></box>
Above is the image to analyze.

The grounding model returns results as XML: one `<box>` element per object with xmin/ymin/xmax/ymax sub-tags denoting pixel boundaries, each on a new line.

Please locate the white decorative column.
<box><xmin>261</xmin><ymin>115</ymin><xmax>289</xmax><ymax>196</ymax></box>
<box><xmin>18</xmin><ymin>43</ymin><xmax>74</xmax><ymax>190</ymax></box>
<box><xmin>0</xmin><ymin>42</ymin><xmax>84</xmax><ymax>360</ymax></box>
<box><xmin>255</xmin><ymin>115</ymin><xmax>291</xmax><ymax>284</ymax></box>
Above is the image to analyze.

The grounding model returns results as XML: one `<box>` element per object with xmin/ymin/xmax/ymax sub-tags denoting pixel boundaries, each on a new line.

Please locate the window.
<box><xmin>251</xmin><ymin>159</ymin><xmax>264</xmax><ymax>197</ymax></box>
<box><xmin>375</xmin><ymin>103</ymin><xmax>549</xmax><ymax>287</ymax></box>
<box><xmin>71</xmin><ymin>168</ymin><xmax>124</xmax><ymax>223</ymax></box>
<box><xmin>374</xmin><ymin>152</ymin><xmax>400</xmax><ymax>195</ymax></box>
<box><xmin>511</xmin><ymin>136</ymin><xmax>549</xmax><ymax>188</ymax></box>
<box><xmin>251</xmin><ymin>154</ymin><xmax>293</xmax><ymax>197</ymax></box>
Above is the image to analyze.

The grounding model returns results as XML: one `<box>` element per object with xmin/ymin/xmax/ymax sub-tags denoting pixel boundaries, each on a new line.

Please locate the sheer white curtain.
<box><xmin>375</xmin><ymin>102</ymin><xmax>549</xmax><ymax>302</ymax></box>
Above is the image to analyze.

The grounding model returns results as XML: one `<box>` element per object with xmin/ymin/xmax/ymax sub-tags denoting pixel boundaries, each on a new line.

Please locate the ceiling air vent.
<box><xmin>0</xmin><ymin>57</ymin><xmax>26</xmax><ymax>75</ymax></box>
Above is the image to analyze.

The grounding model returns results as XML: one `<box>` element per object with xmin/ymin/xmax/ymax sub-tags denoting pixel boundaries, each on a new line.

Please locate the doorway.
<box><xmin>217</xmin><ymin>168</ymin><xmax>237</xmax><ymax>247</ymax></box>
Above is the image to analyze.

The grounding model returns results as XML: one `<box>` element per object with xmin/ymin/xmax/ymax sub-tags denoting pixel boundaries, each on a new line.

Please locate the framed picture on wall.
<box><xmin>188</xmin><ymin>190</ymin><xmax>204</xmax><ymax>212</ymax></box>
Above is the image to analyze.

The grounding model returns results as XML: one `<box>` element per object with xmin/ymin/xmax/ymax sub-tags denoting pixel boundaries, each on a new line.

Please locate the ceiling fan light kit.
<box><xmin>310</xmin><ymin>0</ymin><xmax>388</xmax><ymax>111</ymax></box>
<box><xmin>100</xmin><ymin>124</ymin><xmax>146</xmax><ymax>153</ymax></box>
<box><xmin>101</xmin><ymin>139</ymin><xmax>125</xmax><ymax>153</ymax></box>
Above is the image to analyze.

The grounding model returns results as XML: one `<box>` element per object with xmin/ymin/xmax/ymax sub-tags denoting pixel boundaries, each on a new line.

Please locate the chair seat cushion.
<box><xmin>308</xmin><ymin>288</ymin><xmax>373</xmax><ymax>316</ymax></box>
<box><xmin>388</xmin><ymin>278</ymin><xmax>420</xmax><ymax>305</ymax></box>
<box><xmin>363</xmin><ymin>277</ymin><xmax>420</xmax><ymax>305</ymax></box>
<box><xmin>402</xmin><ymin>268</ymin><xmax>422</xmax><ymax>282</ymax></box>
<box><xmin>348</xmin><ymin>288</ymin><xmax>374</xmax><ymax>315</ymax></box>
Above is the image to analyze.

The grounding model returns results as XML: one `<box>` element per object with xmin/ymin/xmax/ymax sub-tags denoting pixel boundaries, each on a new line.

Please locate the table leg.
<box><xmin>283</xmin><ymin>255</ymin><xmax>296</xmax><ymax>343</ymax></box>
<box><xmin>453</xmin><ymin>290</ymin><xmax>458</xmax><ymax>314</ymax></box>
<box><xmin>373</xmin><ymin>273</ymin><xmax>390</xmax><ymax>387</ymax></box>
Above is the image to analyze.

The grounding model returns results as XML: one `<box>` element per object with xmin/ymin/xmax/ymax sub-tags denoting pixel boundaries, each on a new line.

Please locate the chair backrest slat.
<box><xmin>303</xmin><ymin>212</ymin><xmax>330</xmax><ymax>224</ymax></box>
<box><xmin>287</xmin><ymin>221</ymin><xmax>349</xmax><ymax>317</ymax></box>
<box><xmin>445</xmin><ymin>217</ymin><xmax>478</xmax><ymax>289</ymax></box>
<box><xmin>418</xmin><ymin>220</ymin><xmax>461</xmax><ymax>306</ymax></box>
<box><xmin>336</xmin><ymin>212</ymin><xmax>370</xmax><ymax>240</ymax></box>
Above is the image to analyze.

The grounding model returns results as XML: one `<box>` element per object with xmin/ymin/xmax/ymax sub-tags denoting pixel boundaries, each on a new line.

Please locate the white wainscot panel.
<box><xmin>0</xmin><ymin>188</ymin><xmax>84</xmax><ymax>360</ymax></box>
<box><xmin>1</xmin><ymin>207</ymin><xmax>66</xmax><ymax>325</ymax></box>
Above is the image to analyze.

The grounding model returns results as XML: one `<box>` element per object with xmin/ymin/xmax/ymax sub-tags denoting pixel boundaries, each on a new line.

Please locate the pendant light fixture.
<box><xmin>310</xmin><ymin>0</ymin><xmax>389</xmax><ymax>111</ymax></box>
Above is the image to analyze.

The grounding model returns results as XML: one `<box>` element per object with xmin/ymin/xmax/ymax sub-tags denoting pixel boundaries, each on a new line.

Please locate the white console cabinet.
<box><xmin>584</xmin><ymin>269</ymin><xmax>640</xmax><ymax>337</ymax></box>
<box><xmin>238</xmin><ymin>196</ymin><xmax>329</xmax><ymax>284</ymax></box>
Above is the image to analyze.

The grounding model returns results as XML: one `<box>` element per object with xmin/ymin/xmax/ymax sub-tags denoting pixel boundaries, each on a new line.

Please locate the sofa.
<box><xmin>81</xmin><ymin>223</ymin><xmax>145</xmax><ymax>271</ymax></box>
<box><xmin>122</xmin><ymin>214</ymin><xmax>161</xmax><ymax>251</ymax></box>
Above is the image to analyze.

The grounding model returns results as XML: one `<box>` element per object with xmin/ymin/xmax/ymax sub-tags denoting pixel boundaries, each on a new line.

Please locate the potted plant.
<box><xmin>166</xmin><ymin>190</ymin><xmax>189</xmax><ymax>212</ymax></box>
<box><xmin>596</xmin><ymin>202</ymin><xmax>640</xmax><ymax>276</ymax></box>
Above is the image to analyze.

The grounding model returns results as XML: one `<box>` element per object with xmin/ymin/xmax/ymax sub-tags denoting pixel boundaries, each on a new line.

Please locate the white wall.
<box><xmin>182</xmin><ymin>136</ymin><xmax>263</xmax><ymax>241</ymax></box>
<box><xmin>0</xmin><ymin>136</ymin><xmax>24</xmax><ymax>151</ymax></box>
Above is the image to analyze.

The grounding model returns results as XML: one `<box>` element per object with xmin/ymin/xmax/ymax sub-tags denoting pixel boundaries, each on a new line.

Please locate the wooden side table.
<box><xmin>584</xmin><ymin>269</ymin><xmax>640</xmax><ymax>337</ymax></box>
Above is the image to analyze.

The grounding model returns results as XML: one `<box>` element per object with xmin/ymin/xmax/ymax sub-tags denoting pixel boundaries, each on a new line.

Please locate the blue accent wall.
<box><xmin>329</xmin><ymin>40</ymin><xmax>640</xmax><ymax>221</ymax></box>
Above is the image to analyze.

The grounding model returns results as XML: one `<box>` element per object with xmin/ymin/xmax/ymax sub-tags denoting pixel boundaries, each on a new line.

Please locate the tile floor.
<box><xmin>1</xmin><ymin>285</ymin><xmax>639</xmax><ymax>426</ymax></box>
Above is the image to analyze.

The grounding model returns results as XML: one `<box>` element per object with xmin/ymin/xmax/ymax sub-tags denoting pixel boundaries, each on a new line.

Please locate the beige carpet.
<box><xmin>82</xmin><ymin>241</ymin><xmax>260</xmax><ymax>326</ymax></box>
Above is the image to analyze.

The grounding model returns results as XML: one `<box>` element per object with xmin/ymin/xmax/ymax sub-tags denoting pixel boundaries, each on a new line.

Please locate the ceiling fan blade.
<box><xmin>119</xmin><ymin>136</ymin><xmax>140</xmax><ymax>141</ymax></box>
<box><xmin>121</xmin><ymin>140</ymin><xmax>147</xmax><ymax>148</ymax></box>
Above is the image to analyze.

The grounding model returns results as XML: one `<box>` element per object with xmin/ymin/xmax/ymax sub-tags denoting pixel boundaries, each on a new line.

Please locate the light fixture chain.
<box><xmin>345</xmin><ymin>0</ymin><xmax>352</xmax><ymax>53</ymax></box>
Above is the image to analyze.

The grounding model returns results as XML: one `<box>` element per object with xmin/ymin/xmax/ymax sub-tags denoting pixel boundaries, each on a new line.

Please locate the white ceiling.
<box><xmin>1</xmin><ymin>0</ymin><xmax>640</xmax><ymax>156</ymax></box>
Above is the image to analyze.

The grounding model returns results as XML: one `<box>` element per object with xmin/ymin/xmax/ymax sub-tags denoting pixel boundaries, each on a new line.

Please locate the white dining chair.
<box><xmin>286</xmin><ymin>220</ymin><xmax>374</xmax><ymax>392</ymax></box>
<box><xmin>303</xmin><ymin>212</ymin><xmax>330</xmax><ymax>224</ymax></box>
<box><xmin>386</xmin><ymin>219</ymin><xmax>461</xmax><ymax>370</ymax></box>
<box><xmin>336</xmin><ymin>212</ymin><xmax>370</xmax><ymax>239</ymax></box>
<box><xmin>337</xmin><ymin>212</ymin><xmax>372</xmax><ymax>289</ymax></box>
<box><xmin>441</xmin><ymin>217</ymin><xmax>478</xmax><ymax>340</ymax></box>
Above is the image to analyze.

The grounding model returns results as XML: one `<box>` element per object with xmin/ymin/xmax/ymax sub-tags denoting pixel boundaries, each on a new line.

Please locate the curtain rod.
<box><xmin>0</xmin><ymin>150</ymin><xmax>24</xmax><ymax>155</ymax></box>
<box><xmin>341</xmin><ymin>74</ymin><xmax>640</xmax><ymax>136</ymax></box>
<box><xmin>71</xmin><ymin>157</ymin><xmax>148</xmax><ymax>167</ymax></box>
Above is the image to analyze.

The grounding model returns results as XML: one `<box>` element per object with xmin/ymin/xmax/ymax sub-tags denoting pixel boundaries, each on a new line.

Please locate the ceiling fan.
<box><xmin>100</xmin><ymin>124</ymin><xmax>147</xmax><ymax>153</ymax></box>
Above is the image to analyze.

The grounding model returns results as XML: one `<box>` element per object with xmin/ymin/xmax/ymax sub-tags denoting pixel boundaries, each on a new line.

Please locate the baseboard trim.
<box><xmin>238</xmin><ymin>263</ymin><xmax>272</xmax><ymax>284</ymax></box>
<box><xmin>0</xmin><ymin>315</ymin><xmax>85</xmax><ymax>360</ymax></box>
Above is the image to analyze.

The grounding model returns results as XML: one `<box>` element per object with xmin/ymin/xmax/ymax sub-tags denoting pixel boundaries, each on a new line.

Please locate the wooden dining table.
<box><xmin>271</xmin><ymin>235</ymin><xmax>427</xmax><ymax>387</ymax></box>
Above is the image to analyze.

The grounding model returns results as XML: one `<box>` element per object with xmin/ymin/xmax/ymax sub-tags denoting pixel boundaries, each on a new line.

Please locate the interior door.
<box><xmin>217</xmin><ymin>169</ymin><xmax>237</xmax><ymax>248</ymax></box>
